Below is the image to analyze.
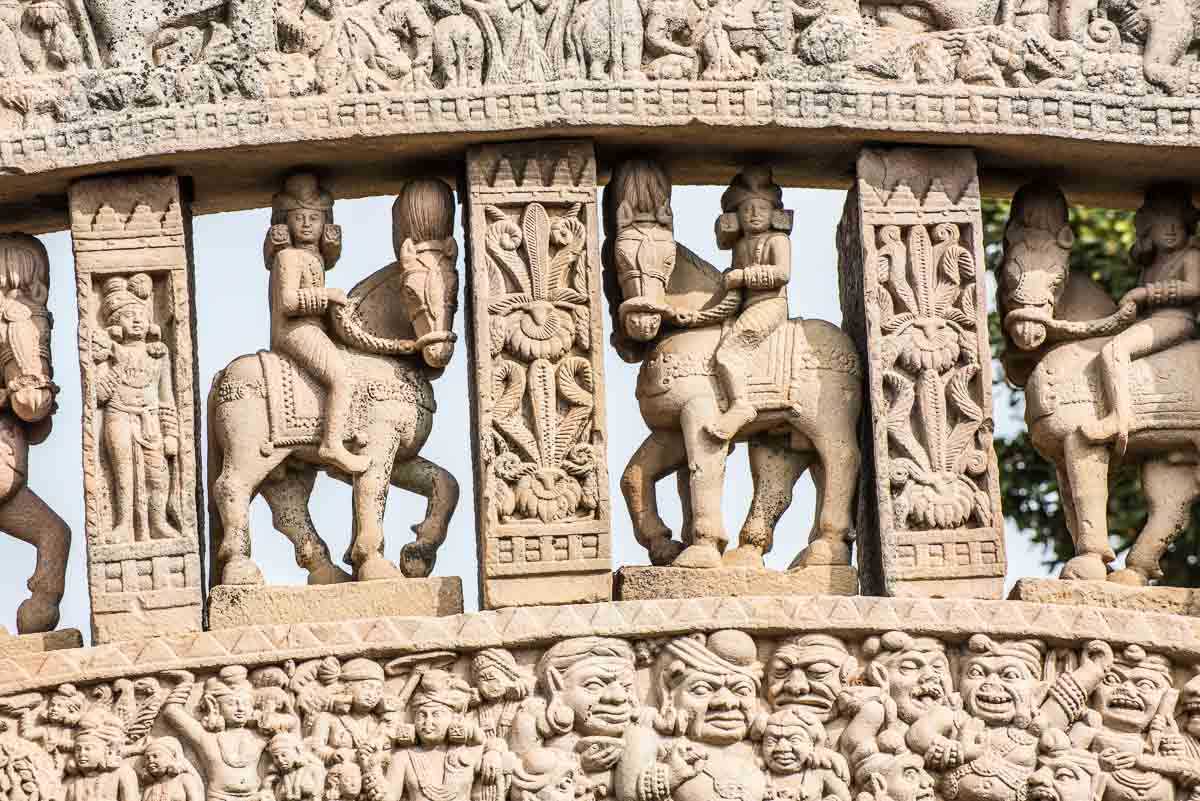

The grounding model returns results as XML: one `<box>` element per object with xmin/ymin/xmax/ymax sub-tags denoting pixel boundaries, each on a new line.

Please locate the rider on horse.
<box><xmin>1081</xmin><ymin>185</ymin><xmax>1200</xmax><ymax>457</ymax></box>
<box><xmin>706</xmin><ymin>166</ymin><xmax>796</xmax><ymax>441</ymax></box>
<box><xmin>267</xmin><ymin>173</ymin><xmax>371</xmax><ymax>475</ymax></box>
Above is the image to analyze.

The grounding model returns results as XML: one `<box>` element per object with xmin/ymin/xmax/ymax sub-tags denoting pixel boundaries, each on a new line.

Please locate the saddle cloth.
<box><xmin>256</xmin><ymin>350</ymin><xmax>437</xmax><ymax>448</ymax></box>
<box><xmin>742</xmin><ymin>320</ymin><xmax>818</xmax><ymax>413</ymax></box>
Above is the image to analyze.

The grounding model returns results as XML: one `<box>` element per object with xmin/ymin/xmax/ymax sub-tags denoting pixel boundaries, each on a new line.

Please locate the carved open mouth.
<box><xmin>912</xmin><ymin>684</ymin><xmax>943</xmax><ymax>704</ymax></box>
<box><xmin>1030</xmin><ymin>785</ymin><xmax>1059</xmax><ymax>801</ymax></box>
<box><xmin>974</xmin><ymin>690</ymin><xmax>1013</xmax><ymax>713</ymax></box>
<box><xmin>916</xmin><ymin>786</ymin><xmax>935</xmax><ymax>801</ymax></box>
<box><xmin>1109</xmin><ymin>692</ymin><xmax>1145</xmax><ymax>711</ymax></box>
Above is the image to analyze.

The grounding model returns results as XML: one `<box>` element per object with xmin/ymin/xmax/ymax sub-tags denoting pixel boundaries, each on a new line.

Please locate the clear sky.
<box><xmin>9</xmin><ymin>185</ymin><xmax>1055</xmax><ymax>640</ymax></box>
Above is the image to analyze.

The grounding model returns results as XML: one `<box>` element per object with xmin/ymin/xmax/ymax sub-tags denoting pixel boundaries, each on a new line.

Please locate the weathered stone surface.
<box><xmin>839</xmin><ymin>148</ymin><xmax>1005</xmax><ymax>599</ymax></box>
<box><xmin>206</xmin><ymin>576</ymin><xmax>464</xmax><ymax>628</ymax></box>
<box><xmin>614</xmin><ymin>566</ymin><xmax>858</xmax><ymax>600</ymax></box>
<box><xmin>998</xmin><ymin>182</ymin><xmax>1200</xmax><ymax>587</ymax></box>
<box><xmin>208</xmin><ymin>173</ymin><xmax>460</xmax><ymax>590</ymax></box>
<box><xmin>1011</xmin><ymin>577</ymin><xmax>1200</xmax><ymax>615</ymax></box>
<box><xmin>465</xmin><ymin>140</ymin><xmax>612</xmax><ymax>609</ymax></box>
<box><xmin>604</xmin><ymin>160</ymin><xmax>862</xmax><ymax>572</ymax></box>
<box><xmin>69</xmin><ymin>173</ymin><xmax>205</xmax><ymax>644</ymax></box>
<box><xmin>0</xmin><ymin>627</ymin><xmax>82</xmax><ymax>657</ymax></box>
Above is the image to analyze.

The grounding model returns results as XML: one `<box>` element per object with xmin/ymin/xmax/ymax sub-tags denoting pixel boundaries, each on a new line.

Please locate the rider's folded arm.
<box><xmin>744</xmin><ymin>265</ymin><xmax>790</xmax><ymax>290</ymax></box>
<box><xmin>1145</xmin><ymin>279</ymin><xmax>1200</xmax><ymax>307</ymax></box>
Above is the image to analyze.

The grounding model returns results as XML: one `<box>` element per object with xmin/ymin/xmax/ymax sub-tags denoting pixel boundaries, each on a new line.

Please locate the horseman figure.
<box><xmin>0</xmin><ymin>234</ymin><xmax>68</xmax><ymax>633</ymax></box>
<box><xmin>603</xmin><ymin>160</ymin><xmax>861</xmax><ymax>572</ymax></box>
<box><xmin>999</xmin><ymin>181</ymin><xmax>1200</xmax><ymax>585</ymax></box>
<box><xmin>209</xmin><ymin>174</ymin><xmax>460</xmax><ymax>587</ymax></box>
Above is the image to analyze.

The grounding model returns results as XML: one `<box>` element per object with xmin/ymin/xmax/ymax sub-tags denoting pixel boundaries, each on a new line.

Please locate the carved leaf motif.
<box><xmin>554</xmin><ymin>356</ymin><xmax>594</xmax><ymax>466</ymax></box>
<box><xmin>907</xmin><ymin>224</ymin><xmax>935</xmax><ymax>318</ymax></box>
<box><xmin>523</xmin><ymin>203</ymin><xmax>551</xmax><ymax>301</ymax></box>
<box><xmin>883</xmin><ymin>371</ymin><xmax>929</xmax><ymax>469</ymax></box>
<box><xmin>883</xmin><ymin>312</ymin><xmax>916</xmax><ymax>335</ymax></box>
<box><xmin>492</xmin><ymin>360</ymin><xmax>539</xmax><ymax>462</ymax></box>
<box><xmin>527</xmin><ymin>358</ymin><xmax>557</xmax><ymax>466</ymax></box>
<box><xmin>573</xmin><ymin>306</ymin><xmax>591</xmax><ymax>352</ymax></box>
<box><xmin>959</xmin><ymin>286</ymin><xmax>977</xmax><ymax>320</ymax></box>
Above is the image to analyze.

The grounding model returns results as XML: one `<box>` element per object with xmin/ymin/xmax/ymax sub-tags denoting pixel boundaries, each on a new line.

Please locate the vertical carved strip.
<box><xmin>69</xmin><ymin>174</ymin><xmax>203</xmax><ymax>643</ymax></box>
<box><xmin>465</xmin><ymin>140</ymin><xmax>612</xmax><ymax>609</ymax></box>
<box><xmin>838</xmin><ymin>148</ymin><xmax>1004</xmax><ymax>598</ymax></box>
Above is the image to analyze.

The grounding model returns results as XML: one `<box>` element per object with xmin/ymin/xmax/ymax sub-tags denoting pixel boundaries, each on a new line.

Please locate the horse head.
<box><xmin>999</xmin><ymin>182</ymin><xmax>1075</xmax><ymax>352</ymax></box>
<box><xmin>603</xmin><ymin>160</ymin><xmax>677</xmax><ymax>344</ymax></box>
<box><xmin>393</xmin><ymin>179</ymin><xmax>460</xmax><ymax>370</ymax></box>
<box><xmin>0</xmin><ymin>235</ymin><xmax>56</xmax><ymax>430</ymax></box>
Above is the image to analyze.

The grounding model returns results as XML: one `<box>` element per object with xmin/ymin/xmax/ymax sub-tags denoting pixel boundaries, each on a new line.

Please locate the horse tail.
<box><xmin>205</xmin><ymin>369</ymin><xmax>226</xmax><ymax>605</ymax></box>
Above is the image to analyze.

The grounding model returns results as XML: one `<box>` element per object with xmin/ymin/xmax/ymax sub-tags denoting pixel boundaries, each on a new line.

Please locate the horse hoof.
<box><xmin>221</xmin><ymin>558</ymin><xmax>265</xmax><ymax>586</ymax></box>
<box><xmin>789</xmin><ymin>538</ymin><xmax>851</xmax><ymax>569</ymax></box>
<box><xmin>1108</xmin><ymin>568</ymin><xmax>1149</xmax><ymax>587</ymax></box>
<box><xmin>673</xmin><ymin>543</ymin><xmax>722</xmax><ymax>569</ymax></box>
<box><xmin>648</xmin><ymin>538</ymin><xmax>685</xmax><ymax>566</ymax></box>
<box><xmin>16</xmin><ymin>594</ymin><xmax>59</xmax><ymax>634</ymax></box>
<box><xmin>722</xmin><ymin>546</ymin><xmax>765</xmax><ymax>568</ymax></box>
<box><xmin>1060</xmin><ymin>554</ymin><xmax>1108</xmax><ymax>582</ymax></box>
<box><xmin>358</xmin><ymin>557</ymin><xmax>404</xmax><ymax>581</ymax></box>
<box><xmin>399</xmin><ymin>541</ymin><xmax>435</xmax><ymax>578</ymax></box>
<box><xmin>308</xmin><ymin>562</ymin><xmax>353</xmax><ymax>585</ymax></box>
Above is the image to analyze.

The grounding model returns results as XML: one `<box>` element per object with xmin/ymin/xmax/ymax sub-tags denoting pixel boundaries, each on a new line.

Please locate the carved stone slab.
<box><xmin>464</xmin><ymin>140</ymin><xmax>611</xmax><ymax>609</ymax></box>
<box><xmin>615</xmin><ymin>566</ymin><xmax>859</xmax><ymax>600</ymax></box>
<box><xmin>0</xmin><ymin>628</ymin><xmax>82</xmax><ymax>658</ymax></box>
<box><xmin>68</xmin><ymin>174</ymin><xmax>204</xmax><ymax>644</ymax></box>
<box><xmin>1012</xmin><ymin>577</ymin><xmax>1200</xmax><ymax>616</ymax></box>
<box><xmin>207</xmin><ymin>577</ymin><xmax>465</xmax><ymax>629</ymax></box>
<box><xmin>839</xmin><ymin>148</ymin><xmax>1004</xmax><ymax>599</ymax></box>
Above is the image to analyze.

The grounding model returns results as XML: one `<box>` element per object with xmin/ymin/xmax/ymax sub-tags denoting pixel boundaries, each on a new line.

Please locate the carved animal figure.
<box><xmin>565</xmin><ymin>0</ymin><xmax>645</xmax><ymax>80</ymax></box>
<box><xmin>0</xmin><ymin>234</ymin><xmax>67</xmax><ymax>634</ymax></box>
<box><xmin>999</xmin><ymin>181</ymin><xmax>1200</xmax><ymax>585</ymax></box>
<box><xmin>432</xmin><ymin>2</ymin><xmax>484</xmax><ymax>88</ymax></box>
<box><xmin>602</xmin><ymin>160</ymin><xmax>861</xmax><ymax>570</ymax></box>
<box><xmin>207</xmin><ymin>178</ymin><xmax>460</xmax><ymax>587</ymax></box>
<box><xmin>85</xmin><ymin>0</ymin><xmax>275</xmax><ymax>69</ymax></box>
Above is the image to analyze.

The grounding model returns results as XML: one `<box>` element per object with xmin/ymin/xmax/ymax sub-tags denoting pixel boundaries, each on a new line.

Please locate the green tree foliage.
<box><xmin>983</xmin><ymin>198</ymin><xmax>1200</xmax><ymax>585</ymax></box>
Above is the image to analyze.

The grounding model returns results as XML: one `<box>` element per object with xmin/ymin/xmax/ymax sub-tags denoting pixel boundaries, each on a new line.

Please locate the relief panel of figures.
<box><xmin>1</xmin><ymin>631</ymin><xmax>1199</xmax><ymax>801</ymax></box>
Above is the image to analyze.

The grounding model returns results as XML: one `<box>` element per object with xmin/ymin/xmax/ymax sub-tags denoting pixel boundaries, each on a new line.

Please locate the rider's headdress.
<box><xmin>721</xmin><ymin>166</ymin><xmax>783</xmax><ymax>212</ymax></box>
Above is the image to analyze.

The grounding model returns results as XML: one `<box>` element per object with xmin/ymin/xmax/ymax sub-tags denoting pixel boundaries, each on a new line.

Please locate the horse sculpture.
<box><xmin>602</xmin><ymin>161</ymin><xmax>862</xmax><ymax>570</ymax></box>
<box><xmin>208</xmin><ymin>178</ymin><xmax>460</xmax><ymax>587</ymax></box>
<box><xmin>0</xmin><ymin>235</ymin><xmax>68</xmax><ymax>633</ymax></box>
<box><xmin>999</xmin><ymin>181</ymin><xmax>1200</xmax><ymax>585</ymax></box>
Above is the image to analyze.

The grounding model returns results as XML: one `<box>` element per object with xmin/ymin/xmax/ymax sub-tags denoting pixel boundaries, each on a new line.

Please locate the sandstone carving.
<box><xmin>838</xmin><ymin>148</ymin><xmax>1005</xmax><ymax>599</ymax></box>
<box><xmin>69</xmin><ymin>174</ymin><xmax>204</xmax><ymax>644</ymax></box>
<box><xmin>464</xmin><ymin>140</ymin><xmax>611</xmax><ymax>609</ymax></box>
<box><xmin>999</xmin><ymin>181</ymin><xmax>1200</xmax><ymax>588</ymax></box>
<box><xmin>602</xmin><ymin>159</ymin><xmax>861</xmax><ymax>575</ymax></box>
<box><xmin>208</xmin><ymin>172</ymin><xmax>460</xmax><ymax>589</ymax></box>
<box><xmin>0</xmin><ymin>234</ymin><xmax>68</xmax><ymax>636</ymax></box>
<box><xmin>0</xmin><ymin>617</ymin><xmax>1198</xmax><ymax>801</ymax></box>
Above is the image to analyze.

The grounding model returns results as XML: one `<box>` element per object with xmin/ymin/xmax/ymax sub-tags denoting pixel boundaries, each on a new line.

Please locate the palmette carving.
<box><xmin>465</xmin><ymin>141</ymin><xmax>611</xmax><ymax>609</ymax></box>
<box><xmin>208</xmin><ymin>172</ymin><xmax>460</xmax><ymax>588</ymax></box>
<box><xmin>0</xmin><ymin>632</ymin><xmax>1196</xmax><ymax>801</ymax></box>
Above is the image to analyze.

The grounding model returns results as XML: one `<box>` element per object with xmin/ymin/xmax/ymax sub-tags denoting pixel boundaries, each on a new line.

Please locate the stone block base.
<box><xmin>483</xmin><ymin>571</ymin><xmax>611</xmax><ymax>609</ymax></box>
<box><xmin>1009</xmin><ymin>577</ymin><xmax>1200</xmax><ymax>616</ymax></box>
<box><xmin>208</xmin><ymin>577</ymin><xmax>464</xmax><ymax>629</ymax></box>
<box><xmin>0</xmin><ymin>627</ymin><xmax>82</xmax><ymax>656</ymax></box>
<box><xmin>614</xmin><ymin>565</ymin><xmax>858</xmax><ymax>601</ymax></box>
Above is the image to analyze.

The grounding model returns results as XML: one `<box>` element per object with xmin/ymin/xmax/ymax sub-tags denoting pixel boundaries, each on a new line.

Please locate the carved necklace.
<box><xmin>409</xmin><ymin>749</ymin><xmax>459</xmax><ymax>801</ymax></box>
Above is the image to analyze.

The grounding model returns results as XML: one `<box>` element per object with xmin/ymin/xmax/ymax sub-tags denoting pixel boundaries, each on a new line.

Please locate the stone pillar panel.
<box><xmin>465</xmin><ymin>140</ymin><xmax>612</xmax><ymax>609</ymax></box>
<box><xmin>69</xmin><ymin>174</ymin><xmax>203</xmax><ymax>643</ymax></box>
<box><xmin>839</xmin><ymin>148</ymin><xmax>1005</xmax><ymax>599</ymax></box>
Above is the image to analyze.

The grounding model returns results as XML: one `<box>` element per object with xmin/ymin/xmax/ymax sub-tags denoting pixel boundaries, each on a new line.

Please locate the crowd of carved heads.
<box><xmin>0</xmin><ymin>631</ymin><xmax>1199</xmax><ymax>801</ymax></box>
<box><xmin>2</xmin><ymin>0</ymin><xmax>1197</xmax><ymax>131</ymax></box>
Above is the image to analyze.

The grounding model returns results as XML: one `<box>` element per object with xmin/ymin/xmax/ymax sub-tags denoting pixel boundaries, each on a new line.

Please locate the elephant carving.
<box><xmin>85</xmin><ymin>0</ymin><xmax>274</xmax><ymax>69</ymax></box>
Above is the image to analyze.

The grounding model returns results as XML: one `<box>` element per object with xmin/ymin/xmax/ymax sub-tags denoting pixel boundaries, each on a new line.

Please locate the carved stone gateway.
<box><xmin>839</xmin><ymin>148</ymin><xmax>1004</xmax><ymax>599</ymax></box>
<box><xmin>68</xmin><ymin>174</ymin><xmax>204</xmax><ymax>644</ymax></box>
<box><xmin>464</xmin><ymin>140</ymin><xmax>611</xmax><ymax>609</ymax></box>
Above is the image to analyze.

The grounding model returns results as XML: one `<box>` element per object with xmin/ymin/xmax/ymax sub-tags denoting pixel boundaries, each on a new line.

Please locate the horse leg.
<box><xmin>620</xmin><ymin>430</ymin><xmax>687</xmax><ymax>565</ymax></box>
<box><xmin>211</xmin><ymin>433</ymin><xmax>279</xmax><ymax>586</ymax></box>
<box><xmin>1059</xmin><ymin>431</ymin><xmax>1115</xmax><ymax>581</ymax></box>
<box><xmin>258</xmin><ymin>469</ymin><xmax>351</xmax><ymax>585</ymax></box>
<box><xmin>0</xmin><ymin>487</ymin><xmax>68</xmax><ymax>633</ymax></box>
<box><xmin>391</xmin><ymin>455</ymin><xmax>460</xmax><ymax>578</ymax></box>
<box><xmin>674</xmin><ymin>395</ymin><xmax>729</xmax><ymax>568</ymax></box>
<box><xmin>349</xmin><ymin>463</ymin><xmax>401</xmax><ymax>581</ymax></box>
<box><xmin>1111</xmin><ymin>457</ymin><xmax>1198</xmax><ymax>585</ymax></box>
<box><xmin>793</xmin><ymin>429</ymin><xmax>859</xmax><ymax>568</ymax></box>
<box><xmin>724</xmin><ymin>437</ymin><xmax>810</xmax><ymax>568</ymax></box>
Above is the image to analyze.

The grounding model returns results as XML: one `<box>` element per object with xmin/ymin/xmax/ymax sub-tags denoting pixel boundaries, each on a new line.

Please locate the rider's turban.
<box><xmin>721</xmin><ymin>166</ymin><xmax>783</xmax><ymax>213</ymax></box>
<box><xmin>340</xmin><ymin>658</ymin><xmax>384</xmax><ymax>683</ymax></box>
<box><xmin>273</xmin><ymin>173</ymin><xmax>334</xmax><ymax>221</ymax></box>
<box><xmin>100</xmin><ymin>274</ymin><xmax>152</xmax><ymax>324</ymax></box>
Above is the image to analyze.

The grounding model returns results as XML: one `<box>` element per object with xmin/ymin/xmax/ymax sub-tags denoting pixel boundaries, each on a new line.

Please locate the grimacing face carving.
<box><xmin>871</xmin><ymin>637</ymin><xmax>950</xmax><ymax>724</ymax></box>
<box><xmin>767</xmin><ymin>636</ymin><xmax>854</xmax><ymax>721</ymax></box>
<box><xmin>959</xmin><ymin>653</ymin><xmax>1038</xmax><ymax>726</ymax></box>
<box><xmin>882</xmin><ymin>753</ymin><xmax>936</xmax><ymax>801</ymax></box>
<box><xmin>1095</xmin><ymin>664</ymin><xmax>1170</xmax><ymax>733</ymax></box>
<box><xmin>669</xmin><ymin>666</ymin><xmax>757</xmax><ymax>745</ymax></box>
<box><xmin>556</xmin><ymin>655</ymin><xmax>637</xmax><ymax>737</ymax></box>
